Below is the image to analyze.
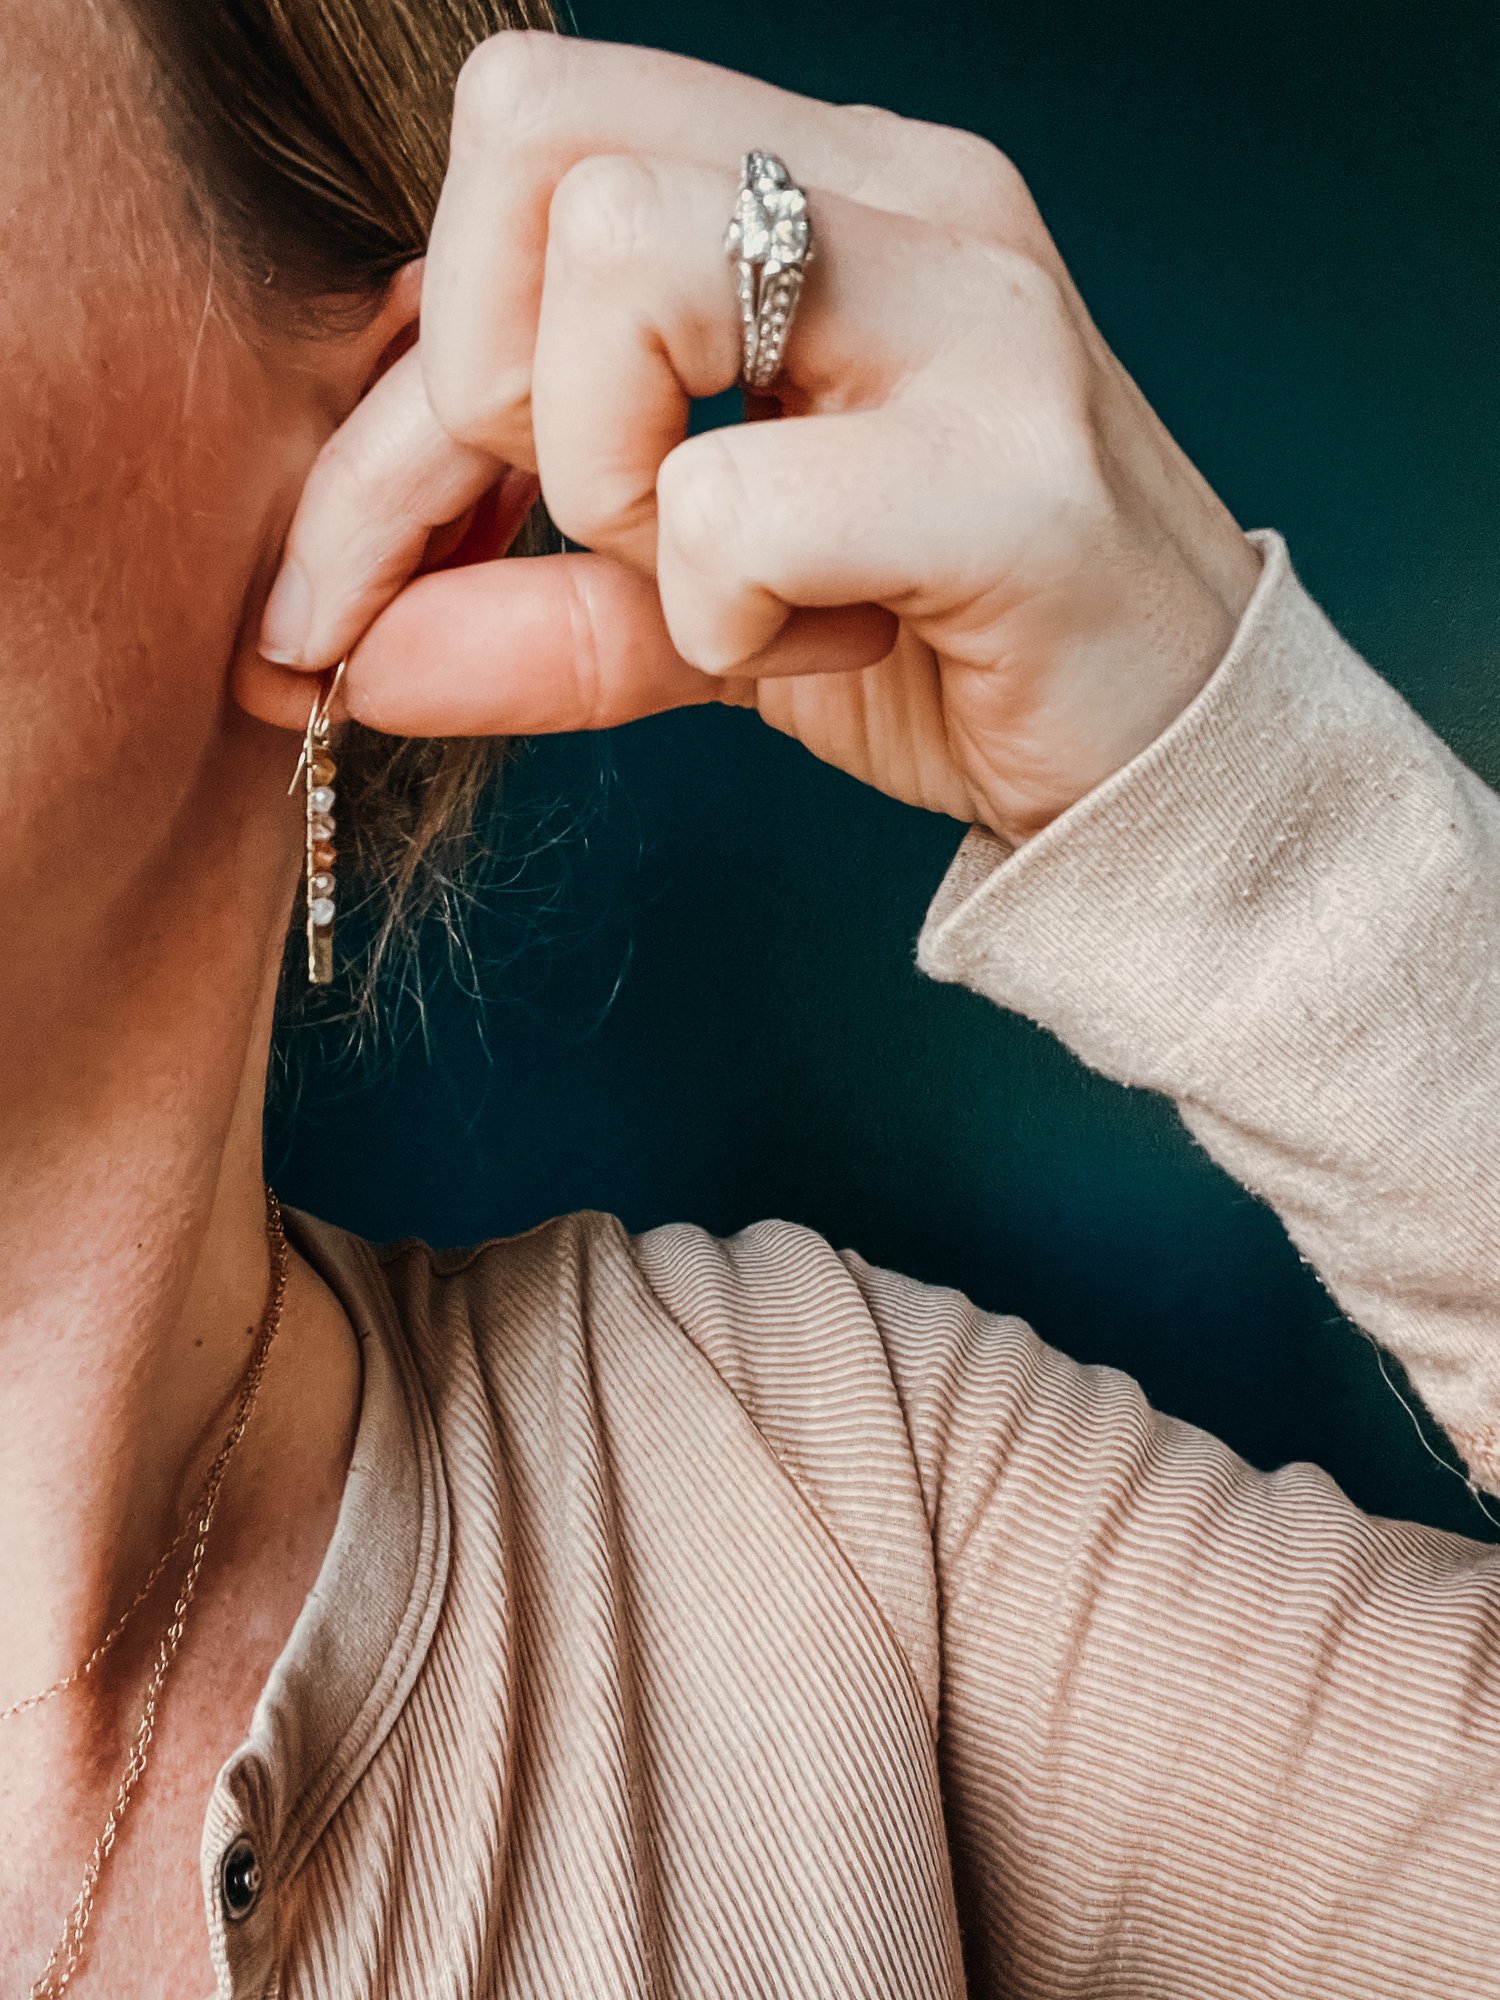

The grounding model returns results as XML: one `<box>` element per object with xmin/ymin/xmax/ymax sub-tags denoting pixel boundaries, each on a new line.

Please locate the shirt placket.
<box><xmin>201</xmin><ymin>1750</ymin><xmax>282</xmax><ymax>2000</ymax></box>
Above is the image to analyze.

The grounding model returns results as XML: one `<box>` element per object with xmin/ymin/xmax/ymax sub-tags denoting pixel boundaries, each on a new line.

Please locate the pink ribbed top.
<box><xmin>198</xmin><ymin>529</ymin><xmax>1500</xmax><ymax>1997</ymax></box>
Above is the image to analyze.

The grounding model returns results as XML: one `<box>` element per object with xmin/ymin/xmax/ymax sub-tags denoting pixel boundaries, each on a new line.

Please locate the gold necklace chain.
<box><xmin>22</xmin><ymin>1185</ymin><xmax>290</xmax><ymax>2000</ymax></box>
<box><xmin>2</xmin><ymin>1487</ymin><xmax>205</xmax><ymax>1725</ymax></box>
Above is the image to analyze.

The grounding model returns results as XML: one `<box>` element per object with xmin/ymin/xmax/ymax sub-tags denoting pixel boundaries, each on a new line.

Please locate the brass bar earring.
<box><xmin>287</xmin><ymin>659</ymin><xmax>346</xmax><ymax>986</ymax></box>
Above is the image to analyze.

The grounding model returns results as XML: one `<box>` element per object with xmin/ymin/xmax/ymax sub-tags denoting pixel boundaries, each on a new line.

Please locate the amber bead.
<box><xmin>311</xmin><ymin>841</ymin><xmax>336</xmax><ymax>870</ymax></box>
<box><xmin>310</xmin><ymin>758</ymin><xmax>337</xmax><ymax>787</ymax></box>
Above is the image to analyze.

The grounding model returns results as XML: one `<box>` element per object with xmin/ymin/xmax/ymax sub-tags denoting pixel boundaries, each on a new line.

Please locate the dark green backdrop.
<box><xmin>267</xmin><ymin>0</ymin><xmax>1500</xmax><ymax>1542</ymax></box>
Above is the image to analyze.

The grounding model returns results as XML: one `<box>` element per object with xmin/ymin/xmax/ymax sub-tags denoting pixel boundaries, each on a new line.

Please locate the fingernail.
<box><xmin>259</xmin><ymin>561</ymin><xmax>314</xmax><ymax>665</ymax></box>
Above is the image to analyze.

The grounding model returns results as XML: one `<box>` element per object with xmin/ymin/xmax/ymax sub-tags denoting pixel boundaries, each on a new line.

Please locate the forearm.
<box><xmin>917</xmin><ymin>527</ymin><xmax>1500</xmax><ymax>1492</ymax></box>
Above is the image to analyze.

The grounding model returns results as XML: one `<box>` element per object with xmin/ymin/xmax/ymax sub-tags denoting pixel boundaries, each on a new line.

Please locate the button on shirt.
<box><xmin>197</xmin><ymin>1236</ymin><xmax>444</xmax><ymax>2000</ymax></box>
<box><xmin>220</xmin><ymin>1839</ymin><xmax>262</xmax><ymax>1921</ymax></box>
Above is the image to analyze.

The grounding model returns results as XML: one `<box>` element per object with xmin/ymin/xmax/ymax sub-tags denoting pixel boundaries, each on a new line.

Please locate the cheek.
<box><xmin>0</xmin><ymin>239</ymin><xmax>297</xmax><ymax>912</ymax></box>
<box><xmin>0</xmin><ymin>11</ymin><xmax>321</xmax><ymax>981</ymax></box>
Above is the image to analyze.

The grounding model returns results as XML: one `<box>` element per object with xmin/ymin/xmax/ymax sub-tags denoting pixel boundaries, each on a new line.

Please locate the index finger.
<box><xmin>256</xmin><ymin>340</ymin><xmax>540</xmax><ymax>671</ymax></box>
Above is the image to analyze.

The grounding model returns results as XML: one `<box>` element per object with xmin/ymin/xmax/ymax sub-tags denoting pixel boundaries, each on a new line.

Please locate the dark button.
<box><xmin>220</xmin><ymin>1838</ymin><xmax>263</xmax><ymax>1922</ymax></box>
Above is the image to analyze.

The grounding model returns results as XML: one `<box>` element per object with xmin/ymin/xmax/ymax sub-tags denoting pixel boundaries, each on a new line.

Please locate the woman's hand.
<box><xmin>250</xmin><ymin>33</ymin><xmax>1263</xmax><ymax>847</ymax></box>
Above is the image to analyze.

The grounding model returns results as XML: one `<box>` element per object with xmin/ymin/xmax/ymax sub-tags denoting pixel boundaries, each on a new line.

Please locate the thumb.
<box><xmin>341</xmin><ymin>547</ymin><xmax>892</xmax><ymax>738</ymax></box>
<box><xmin>343</xmin><ymin>549</ymin><xmax>713</xmax><ymax>736</ymax></box>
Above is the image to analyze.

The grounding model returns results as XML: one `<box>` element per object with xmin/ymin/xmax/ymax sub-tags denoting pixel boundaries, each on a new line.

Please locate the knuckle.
<box><xmin>543</xmin><ymin>468</ymin><xmax>646</xmax><ymax>554</ymax></box>
<box><xmin>985</xmin><ymin>240</ymin><xmax>1068</xmax><ymax>322</ymax></box>
<box><xmin>923</xmin><ymin>123</ymin><xmax>1031</xmax><ymax>227</ymax></box>
<box><xmin>944</xmin><ymin>126</ymin><xmax>1030</xmax><ymax>207</ymax></box>
<box><xmin>835</xmin><ymin>100</ymin><xmax>910</xmax><ymax>159</ymax></box>
<box><xmin>829</xmin><ymin>101</ymin><xmax>1053</xmax><ymax>259</ymax></box>
<box><xmin>891</xmin><ymin>116</ymin><xmax>1038</xmax><ymax>241</ymax></box>
<box><xmin>657</xmin><ymin>436</ymin><xmax>747</xmax><ymax>572</ymax></box>
<box><xmin>961</xmin><ymin>246</ymin><xmax>1106</xmax><ymax>496</ymax></box>
<box><xmin>971</xmin><ymin>241</ymin><xmax>1075</xmax><ymax>364</ymax></box>
<box><xmin>1028</xmin><ymin>383</ymin><xmax>1110</xmax><ymax>517</ymax></box>
<box><xmin>452</xmin><ymin>29</ymin><xmax>562</xmax><ymax>152</ymax></box>
<box><xmin>560</xmin><ymin>567</ymin><xmax>612</xmax><ymax>734</ymax></box>
<box><xmin>424</xmin><ymin>353</ymin><xmax>532</xmax><ymax>457</ymax></box>
<box><xmin>547</xmin><ymin>154</ymin><xmax>661</xmax><ymax>272</ymax></box>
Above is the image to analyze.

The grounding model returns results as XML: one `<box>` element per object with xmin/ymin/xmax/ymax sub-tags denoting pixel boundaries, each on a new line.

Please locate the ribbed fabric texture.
<box><xmin>916</xmin><ymin>528</ymin><xmax>1500</xmax><ymax>1498</ymax></box>
<box><xmin>197</xmin><ymin>528</ymin><xmax>1500</xmax><ymax>1997</ymax></box>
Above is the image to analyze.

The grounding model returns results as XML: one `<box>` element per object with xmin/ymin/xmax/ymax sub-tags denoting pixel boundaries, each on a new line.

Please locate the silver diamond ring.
<box><xmin>723</xmin><ymin>150</ymin><xmax>816</xmax><ymax>392</ymax></box>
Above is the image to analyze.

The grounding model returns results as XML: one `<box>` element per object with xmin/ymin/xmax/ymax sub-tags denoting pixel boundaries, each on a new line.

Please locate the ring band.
<box><xmin>723</xmin><ymin>150</ymin><xmax>816</xmax><ymax>392</ymax></box>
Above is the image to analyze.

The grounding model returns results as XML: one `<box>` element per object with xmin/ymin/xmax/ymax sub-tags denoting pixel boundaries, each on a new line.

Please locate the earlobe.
<box><xmin>233</xmin><ymin>631</ymin><xmax>336</xmax><ymax>735</ymax></box>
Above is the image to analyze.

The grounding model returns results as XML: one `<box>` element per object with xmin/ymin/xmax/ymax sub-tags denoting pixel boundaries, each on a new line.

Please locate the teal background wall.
<box><xmin>268</xmin><ymin>0</ymin><xmax>1500</xmax><ymax>1541</ymax></box>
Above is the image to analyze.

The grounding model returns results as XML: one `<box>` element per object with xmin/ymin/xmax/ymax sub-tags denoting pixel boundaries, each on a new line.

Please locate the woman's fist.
<box><xmin>247</xmin><ymin>31</ymin><xmax>1262</xmax><ymax>847</ymax></box>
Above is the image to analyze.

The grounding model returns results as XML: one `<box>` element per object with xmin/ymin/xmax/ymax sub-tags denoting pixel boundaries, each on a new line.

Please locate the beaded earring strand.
<box><xmin>288</xmin><ymin>659</ymin><xmax>346</xmax><ymax>986</ymax></box>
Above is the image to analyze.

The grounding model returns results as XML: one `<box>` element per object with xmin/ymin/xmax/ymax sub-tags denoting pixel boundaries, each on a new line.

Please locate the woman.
<box><xmin>3</xmin><ymin>0</ymin><xmax>1496</xmax><ymax>1993</ymax></box>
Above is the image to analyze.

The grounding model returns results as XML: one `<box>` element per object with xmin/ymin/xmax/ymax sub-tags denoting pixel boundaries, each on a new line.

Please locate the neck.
<box><xmin>0</xmin><ymin>714</ymin><xmax>349</xmax><ymax>1710</ymax></box>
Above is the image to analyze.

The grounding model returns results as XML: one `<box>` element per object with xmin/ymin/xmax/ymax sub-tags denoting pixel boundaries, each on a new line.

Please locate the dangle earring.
<box><xmin>287</xmin><ymin>659</ymin><xmax>346</xmax><ymax>986</ymax></box>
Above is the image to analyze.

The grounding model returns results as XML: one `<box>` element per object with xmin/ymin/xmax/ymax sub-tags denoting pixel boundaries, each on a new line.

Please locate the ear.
<box><xmin>355</xmin><ymin>257</ymin><xmax>426</xmax><ymax>399</ymax></box>
<box><xmin>233</xmin><ymin>259</ymin><xmax>427</xmax><ymax>733</ymax></box>
<box><xmin>328</xmin><ymin>256</ymin><xmax>427</xmax><ymax>415</ymax></box>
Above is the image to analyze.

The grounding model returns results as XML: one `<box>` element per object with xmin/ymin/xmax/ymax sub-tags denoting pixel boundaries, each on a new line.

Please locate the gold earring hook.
<box><xmin>287</xmin><ymin>659</ymin><xmax>348</xmax><ymax>797</ymax></box>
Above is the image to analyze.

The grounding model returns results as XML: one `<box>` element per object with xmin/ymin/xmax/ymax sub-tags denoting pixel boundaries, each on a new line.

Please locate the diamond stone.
<box><xmin>728</xmin><ymin>182</ymin><xmax>810</xmax><ymax>268</ymax></box>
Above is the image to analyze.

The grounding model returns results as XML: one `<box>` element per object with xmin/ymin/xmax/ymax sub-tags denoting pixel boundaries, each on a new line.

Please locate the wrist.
<box><xmin>974</xmin><ymin>527</ymin><xmax>1265</xmax><ymax>850</ymax></box>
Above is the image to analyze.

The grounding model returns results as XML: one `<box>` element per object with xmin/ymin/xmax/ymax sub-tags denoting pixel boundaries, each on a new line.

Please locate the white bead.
<box><xmin>310</xmin><ymin>786</ymin><xmax>335</xmax><ymax>814</ymax></box>
<box><xmin>309</xmin><ymin>897</ymin><xmax>335</xmax><ymax>928</ymax></box>
<box><xmin>310</xmin><ymin>815</ymin><xmax>335</xmax><ymax>840</ymax></box>
<box><xmin>310</xmin><ymin>872</ymin><xmax>334</xmax><ymax>897</ymax></box>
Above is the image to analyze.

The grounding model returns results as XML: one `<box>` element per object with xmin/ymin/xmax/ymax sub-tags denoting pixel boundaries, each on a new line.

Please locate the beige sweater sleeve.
<box><xmin>879</xmin><ymin>529</ymin><xmax>1500</xmax><ymax>1990</ymax></box>
<box><xmin>917</xmin><ymin>525</ymin><xmax>1500</xmax><ymax>1497</ymax></box>
<box><xmin>632</xmin><ymin>534</ymin><xmax>1500</xmax><ymax>1994</ymax></box>
<box><xmin>832</xmin><ymin>1235</ymin><xmax>1500</xmax><ymax>1995</ymax></box>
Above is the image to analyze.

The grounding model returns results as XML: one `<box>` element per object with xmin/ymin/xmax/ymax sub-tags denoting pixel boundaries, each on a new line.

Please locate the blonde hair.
<box><xmin>123</xmin><ymin>0</ymin><xmax>562</xmax><ymax>1031</ymax></box>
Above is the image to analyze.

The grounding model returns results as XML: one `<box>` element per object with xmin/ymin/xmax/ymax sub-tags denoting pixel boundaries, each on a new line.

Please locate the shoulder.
<box><xmin>390</xmin><ymin>1206</ymin><xmax>933</xmax><ymax>1454</ymax></box>
<box><xmin>624</xmin><ymin>1211</ymin><xmax>904</xmax><ymax>1405</ymax></box>
<box><xmin>370</xmin><ymin>1204</ymin><xmax>931</xmax><ymax>1395</ymax></box>
<box><xmin>365</xmin><ymin>1207</ymin><xmax>879</xmax><ymax>1376</ymax></box>
<box><xmin>363</xmin><ymin>1204</ymin><xmax>1043</xmax><ymax>1507</ymax></box>
<box><xmin>378</xmin><ymin>1207</ymin><xmax>953</xmax><ymax>1713</ymax></box>
<box><xmin>291</xmin><ymin>1197</ymin><xmax>1052</xmax><ymax>1547</ymax></box>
